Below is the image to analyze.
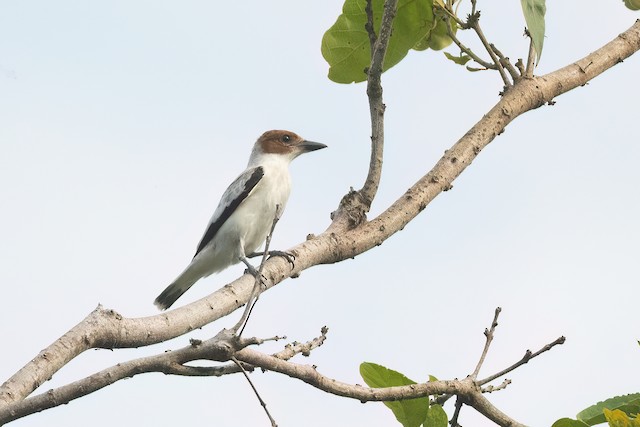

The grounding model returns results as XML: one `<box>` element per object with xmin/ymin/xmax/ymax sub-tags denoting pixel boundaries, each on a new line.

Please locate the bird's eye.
<box><xmin>281</xmin><ymin>134</ymin><xmax>291</xmax><ymax>143</ymax></box>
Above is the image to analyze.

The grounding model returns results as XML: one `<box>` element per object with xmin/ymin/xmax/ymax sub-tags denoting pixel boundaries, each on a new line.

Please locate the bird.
<box><xmin>154</xmin><ymin>130</ymin><xmax>327</xmax><ymax>310</ymax></box>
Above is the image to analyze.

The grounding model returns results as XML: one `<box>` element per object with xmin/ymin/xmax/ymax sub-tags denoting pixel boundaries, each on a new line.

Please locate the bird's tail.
<box><xmin>154</xmin><ymin>275</ymin><xmax>198</xmax><ymax>310</ymax></box>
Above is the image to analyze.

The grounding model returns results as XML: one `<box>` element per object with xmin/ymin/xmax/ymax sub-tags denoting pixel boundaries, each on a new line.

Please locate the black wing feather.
<box><xmin>193</xmin><ymin>167</ymin><xmax>264</xmax><ymax>257</ymax></box>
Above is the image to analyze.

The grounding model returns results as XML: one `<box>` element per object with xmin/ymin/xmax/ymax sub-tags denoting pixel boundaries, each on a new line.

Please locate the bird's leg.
<box><xmin>240</xmin><ymin>255</ymin><xmax>263</xmax><ymax>280</ymax></box>
<box><xmin>233</xmin><ymin>205</ymin><xmax>282</xmax><ymax>337</ymax></box>
<box><xmin>247</xmin><ymin>250</ymin><xmax>295</xmax><ymax>267</ymax></box>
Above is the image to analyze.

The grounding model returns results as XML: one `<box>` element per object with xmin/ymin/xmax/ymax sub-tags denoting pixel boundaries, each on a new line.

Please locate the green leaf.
<box><xmin>321</xmin><ymin>0</ymin><xmax>433</xmax><ymax>83</ymax></box>
<box><xmin>520</xmin><ymin>0</ymin><xmax>546</xmax><ymax>63</ymax></box>
<box><xmin>360</xmin><ymin>362</ymin><xmax>430</xmax><ymax>427</ymax></box>
<box><xmin>624</xmin><ymin>0</ymin><xmax>640</xmax><ymax>11</ymax></box>
<box><xmin>603</xmin><ymin>409</ymin><xmax>640</xmax><ymax>427</ymax></box>
<box><xmin>577</xmin><ymin>394</ymin><xmax>640</xmax><ymax>425</ymax></box>
<box><xmin>424</xmin><ymin>404</ymin><xmax>448</xmax><ymax>427</ymax></box>
<box><xmin>551</xmin><ymin>419</ymin><xmax>590</xmax><ymax>427</ymax></box>
<box><xmin>427</xmin><ymin>13</ymin><xmax>455</xmax><ymax>51</ymax></box>
<box><xmin>444</xmin><ymin>52</ymin><xmax>471</xmax><ymax>66</ymax></box>
<box><xmin>412</xmin><ymin>9</ymin><xmax>455</xmax><ymax>52</ymax></box>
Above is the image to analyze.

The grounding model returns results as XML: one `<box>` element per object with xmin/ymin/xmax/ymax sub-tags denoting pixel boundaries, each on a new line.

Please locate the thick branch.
<box><xmin>2</xmin><ymin>19</ymin><xmax>639</xmax><ymax>413</ymax></box>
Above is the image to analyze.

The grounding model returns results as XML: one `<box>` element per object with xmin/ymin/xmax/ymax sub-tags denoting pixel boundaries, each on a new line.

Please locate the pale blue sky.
<box><xmin>1</xmin><ymin>1</ymin><xmax>638</xmax><ymax>426</ymax></box>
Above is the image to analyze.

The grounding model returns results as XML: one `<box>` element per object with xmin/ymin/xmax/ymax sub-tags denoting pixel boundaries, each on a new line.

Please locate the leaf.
<box><xmin>321</xmin><ymin>0</ymin><xmax>433</xmax><ymax>83</ymax></box>
<box><xmin>444</xmin><ymin>52</ymin><xmax>471</xmax><ymax>66</ymax></box>
<box><xmin>426</xmin><ymin>13</ymin><xmax>455</xmax><ymax>51</ymax></box>
<box><xmin>603</xmin><ymin>409</ymin><xmax>640</xmax><ymax>427</ymax></box>
<box><xmin>577</xmin><ymin>393</ymin><xmax>640</xmax><ymax>425</ymax></box>
<box><xmin>360</xmin><ymin>362</ymin><xmax>430</xmax><ymax>427</ymax></box>
<box><xmin>412</xmin><ymin>10</ymin><xmax>455</xmax><ymax>52</ymax></box>
<box><xmin>551</xmin><ymin>419</ymin><xmax>590</xmax><ymax>427</ymax></box>
<box><xmin>520</xmin><ymin>0</ymin><xmax>546</xmax><ymax>63</ymax></box>
<box><xmin>424</xmin><ymin>404</ymin><xmax>448</xmax><ymax>427</ymax></box>
<box><xmin>623</xmin><ymin>0</ymin><xmax>640</xmax><ymax>11</ymax></box>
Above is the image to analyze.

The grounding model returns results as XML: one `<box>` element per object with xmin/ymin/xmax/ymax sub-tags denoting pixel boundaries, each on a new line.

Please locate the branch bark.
<box><xmin>1</xmin><ymin>16</ymin><xmax>639</xmax><ymax>424</ymax></box>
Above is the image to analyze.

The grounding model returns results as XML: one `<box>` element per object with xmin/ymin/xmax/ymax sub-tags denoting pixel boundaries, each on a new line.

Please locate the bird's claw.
<box><xmin>247</xmin><ymin>250</ymin><xmax>296</xmax><ymax>268</ymax></box>
<box><xmin>243</xmin><ymin>265</ymin><xmax>267</xmax><ymax>283</ymax></box>
<box><xmin>267</xmin><ymin>250</ymin><xmax>296</xmax><ymax>267</ymax></box>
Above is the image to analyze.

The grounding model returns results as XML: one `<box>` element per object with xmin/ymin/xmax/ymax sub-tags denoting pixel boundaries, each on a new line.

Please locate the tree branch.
<box><xmin>232</xmin><ymin>356</ymin><xmax>278</xmax><ymax>427</ymax></box>
<box><xmin>471</xmin><ymin>307</ymin><xmax>501</xmax><ymax>379</ymax></box>
<box><xmin>436</xmin><ymin>4</ymin><xmax>496</xmax><ymax>70</ymax></box>
<box><xmin>490</xmin><ymin>43</ymin><xmax>521</xmax><ymax>81</ymax></box>
<box><xmin>234</xmin><ymin>348</ymin><xmax>527</xmax><ymax>427</ymax></box>
<box><xmin>525</xmin><ymin>30</ymin><xmax>537</xmax><ymax>77</ymax></box>
<box><xmin>0</xmin><ymin>328</ymin><xmax>328</xmax><ymax>424</ymax></box>
<box><xmin>446</xmin><ymin>23</ymin><xmax>496</xmax><ymax>70</ymax></box>
<box><xmin>361</xmin><ymin>0</ymin><xmax>397</xmax><ymax>207</ymax></box>
<box><xmin>332</xmin><ymin>0</ymin><xmax>399</xmax><ymax>230</ymax></box>
<box><xmin>467</xmin><ymin>12</ymin><xmax>512</xmax><ymax>88</ymax></box>
<box><xmin>478</xmin><ymin>336</ymin><xmax>566</xmax><ymax>386</ymax></box>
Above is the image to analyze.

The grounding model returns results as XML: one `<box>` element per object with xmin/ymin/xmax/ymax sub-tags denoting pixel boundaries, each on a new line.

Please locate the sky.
<box><xmin>0</xmin><ymin>1</ymin><xmax>638</xmax><ymax>426</ymax></box>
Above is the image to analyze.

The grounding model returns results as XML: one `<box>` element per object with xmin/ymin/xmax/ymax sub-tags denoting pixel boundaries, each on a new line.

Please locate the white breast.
<box><xmin>227</xmin><ymin>157</ymin><xmax>292</xmax><ymax>256</ymax></box>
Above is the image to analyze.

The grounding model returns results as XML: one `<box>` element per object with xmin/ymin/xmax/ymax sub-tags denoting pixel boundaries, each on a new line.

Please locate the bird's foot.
<box><xmin>240</xmin><ymin>256</ymin><xmax>267</xmax><ymax>282</ymax></box>
<box><xmin>267</xmin><ymin>250</ymin><xmax>296</xmax><ymax>267</ymax></box>
<box><xmin>248</xmin><ymin>250</ymin><xmax>296</xmax><ymax>268</ymax></box>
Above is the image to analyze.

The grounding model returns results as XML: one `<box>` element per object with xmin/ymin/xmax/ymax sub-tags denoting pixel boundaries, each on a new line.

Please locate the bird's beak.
<box><xmin>299</xmin><ymin>140</ymin><xmax>327</xmax><ymax>153</ymax></box>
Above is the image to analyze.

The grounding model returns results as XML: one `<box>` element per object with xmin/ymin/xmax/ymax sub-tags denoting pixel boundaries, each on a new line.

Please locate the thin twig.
<box><xmin>233</xmin><ymin>204</ymin><xmax>282</xmax><ymax>336</ymax></box>
<box><xmin>471</xmin><ymin>307</ymin><xmax>501</xmax><ymax>379</ymax></box>
<box><xmin>439</xmin><ymin>3</ymin><xmax>466</xmax><ymax>27</ymax></box>
<box><xmin>365</xmin><ymin>0</ymin><xmax>376</xmax><ymax>48</ymax></box>
<box><xmin>478</xmin><ymin>336</ymin><xmax>566</xmax><ymax>385</ymax></box>
<box><xmin>515</xmin><ymin>58</ymin><xmax>526</xmax><ymax>75</ymax></box>
<box><xmin>468</xmin><ymin>13</ymin><xmax>512</xmax><ymax>87</ymax></box>
<box><xmin>450</xmin><ymin>397</ymin><xmax>464</xmax><ymax>427</ymax></box>
<box><xmin>482</xmin><ymin>378</ymin><xmax>511</xmax><ymax>393</ymax></box>
<box><xmin>232</xmin><ymin>356</ymin><xmax>278</xmax><ymax>427</ymax></box>
<box><xmin>276</xmin><ymin>326</ymin><xmax>329</xmax><ymax>359</ymax></box>
<box><xmin>443</xmin><ymin>16</ymin><xmax>496</xmax><ymax>69</ymax></box>
<box><xmin>490</xmin><ymin>44</ymin><xmax>521</xmax><ymax>81</ymax></box>
<box><xmin>525</xmin><ymin>30</ymin><xmax>536</xmax><ymax>77</ymax></box>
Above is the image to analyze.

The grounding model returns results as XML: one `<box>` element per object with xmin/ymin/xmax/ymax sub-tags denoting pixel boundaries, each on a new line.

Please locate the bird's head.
<box><xmin>250</xmin><ymin>130</ymin><xmax>327</xmax><ymax>164</ymax></box>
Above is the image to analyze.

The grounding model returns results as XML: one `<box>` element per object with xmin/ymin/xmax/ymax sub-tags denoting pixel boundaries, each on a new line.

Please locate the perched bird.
<box><xmin>154</xmin><ymin>130</ymin><xmax>326</xmax><ymax>310</ymax></box>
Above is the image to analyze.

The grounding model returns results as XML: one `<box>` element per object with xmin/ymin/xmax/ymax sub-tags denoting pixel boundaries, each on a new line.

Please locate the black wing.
<box><xmin>193</xmin><ymin>166</ymin><xmax>264</xmax><ymax>257</ymax></box>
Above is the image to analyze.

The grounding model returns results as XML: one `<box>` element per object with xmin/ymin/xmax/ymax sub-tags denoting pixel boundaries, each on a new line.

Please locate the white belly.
<box><xmin>213</xmin><ymin>166</ymin><xmax>291</xmax><ymax>264</ymax></box>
